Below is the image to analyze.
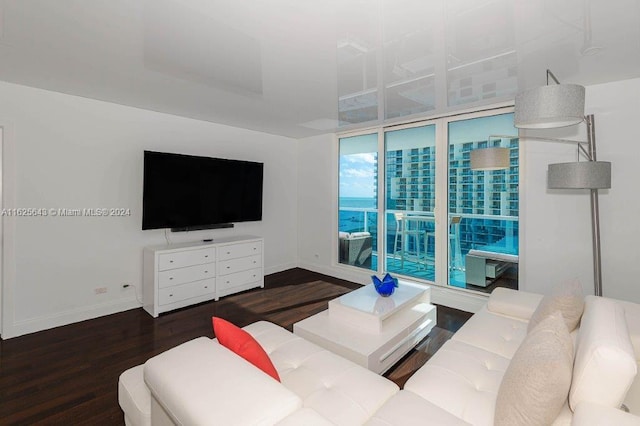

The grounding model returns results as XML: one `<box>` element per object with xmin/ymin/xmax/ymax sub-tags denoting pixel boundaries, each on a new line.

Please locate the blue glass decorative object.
<box><xmin>371</xmin><ymin>273</ymin><xmax>399</xmax><ymax>297</ymax></box>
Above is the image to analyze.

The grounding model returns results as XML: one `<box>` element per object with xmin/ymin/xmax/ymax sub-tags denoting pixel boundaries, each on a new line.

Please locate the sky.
<box><xmin>339</xmin><ymin>152</ymin><xmax>377</xmax><ymax>198</ymax></box>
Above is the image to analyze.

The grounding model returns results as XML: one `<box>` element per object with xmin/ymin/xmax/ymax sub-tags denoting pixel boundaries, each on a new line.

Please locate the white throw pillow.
<box><xmin>570</xmin><ymin>296</ymin><xmax>637</xmax><ymax>411</ymax></box>
<box><xmin>494</xmin><ymin>312</ymin><xmax>574</xmax><ymax>426</ymax></box>
<box><xmin>528</xmin><ymin>278</ymin><xmax>584</xmax><ymax>333</ymax></box>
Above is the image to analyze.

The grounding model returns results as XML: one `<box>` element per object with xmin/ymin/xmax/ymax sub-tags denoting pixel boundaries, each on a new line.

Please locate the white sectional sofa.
<box><xmin>119</xmin><ymin>288</ymin><xmax>640</xmax><ymax>425</ymax></box>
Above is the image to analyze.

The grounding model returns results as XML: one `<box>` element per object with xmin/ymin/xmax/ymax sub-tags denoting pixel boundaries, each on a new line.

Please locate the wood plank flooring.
<box><xmin>0</xmin><ymin>268</ymin><xmax>472</xmax><ymax>425</ymax></box>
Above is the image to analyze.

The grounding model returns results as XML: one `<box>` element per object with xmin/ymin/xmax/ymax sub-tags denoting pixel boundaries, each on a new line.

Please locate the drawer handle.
<box><xmin>204</xmin><ymin>270</ymin><xmax>208</xmax><ymax>273</ymax></box>
<box><xmin>169</xmin><ymin>277</ymin><xmax>173</xmax><ymax>280</ymax></box>
<box><xmin>169</xmin><ymin>260</ymin><xmax>174</xmax><ymax>263</ymax></box>
<box><xmin>205</xmin><ymin>255</ymin><xmax>209</xmax><ymax>258</ymax></box>
<box><xmin>169</xmin><ymin>294</ymin><xmax>173</xmax><ymax>297</ymax></box>
<box><xmin>226</xmin><ymin>266</ymin><xmax>230</xmax><ymax>269</ymax></box>
<box><xmin>204</xmin><ymin>285</ymin><xmax>208</xmax><ymax>289</ymax></box>
<box><xmin>253</xmin><ymin>247</ymin><xmax>257</xmax><ymax>250</ymax></box>
<box><xmin>253</xmin><ymin>261</ymin><xmax>256</xmax><ymax>264</ymax></box>
<box><xmin>252</xmin><ymin>274</ymin><xmax>256</xmax><ymax>278</ymax></box>
<box><xmin>226</xmin><ymin>280</ymin><xmax>230</xmax><ymax>284</ymax></box>
<box><xmin>226</xmin><ymin>251</ymin><xmax>231</xmax><ymax>255</ymax></box>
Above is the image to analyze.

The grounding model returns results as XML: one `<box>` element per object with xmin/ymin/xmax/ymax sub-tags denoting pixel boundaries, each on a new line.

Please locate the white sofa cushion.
<box><xmin>617</xmin><ymin>299</ymin><xmax>640</xmax><ymax>415</ymax></box>
<box><xmin>450</xmin><ymin>306</ymin><xmax>529</xmax><ymax>360</ymax></box>
<box><xmin>487</xmin><ymin>287</ymin><xmax>543</xmax><ymax>321</ymax></box>
<box><xmin>403</xmin><ymin>339</ymin><xmax>511</xmax><ymax>426</ymax></box>
<box><xmin>572</xmin><ymin>402</ymin><xmax>640</xmax><ymax>426</ymax></box>
<box><xmin>617</xmin><ymin>299</ymin><xmax>640</xmax><ymax>359</ymax></box>
<box><xmin>570</xmin><ymin>296</ymin><xmax>638</xmax><ymax>411</ymax></box>
<box><xmin>494</xmin><ymin>312</ymin><xmax>574</xmax><ymax>426</ymax></box>
<box><xmin>144</xmin><ymin>337</ymin><xmax>302</xmax><ymax>425</ymax></box>
<box><xmin>118</xmin><ymin>365</ymin><xmax>150</xmax><ymax>426</ymax></box>
<box><xmin>528</xmin><ymin>278</ymin><xmax>584</xmax><ymax>333</ymax></box>
<box><xmin>553</xmin><ymin>401</ymin><xmax>574</xmax><ymax>426</ymax></box>
<box><xmin>275</xmin><ymin>408</ymin><xmax>336</xmax><ymax>425</ymax></box>
<box><xmin>365</xmin><ymin>390</ymin><xmax>472</xmax><ymax>426</ymax></box>
<box><xmin>245</xmin><ymin>321</ymin><xmax>399</xmax><ymax>425</ymax></box>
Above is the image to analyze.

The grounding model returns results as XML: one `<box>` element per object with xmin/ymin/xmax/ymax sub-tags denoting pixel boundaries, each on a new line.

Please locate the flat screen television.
<box><xmin>142</xmin><ymin>151</ymin><xmax>264</xmax><ymax>231</ymax></box>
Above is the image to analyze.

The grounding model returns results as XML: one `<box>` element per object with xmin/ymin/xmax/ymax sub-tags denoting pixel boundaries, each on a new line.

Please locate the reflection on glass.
<box><xmin>337</xmin><ymin>2</ymin><xmax>380</xmax><ymax>125</ymax></box>
<box><xmin>373</xmin><ymin>295</ymin><xmax>396</xmax><ymax>315</ymax></box>
<box><xmin>383</xmin><ymin>0</ymin><xmax>438</xmax><ymax>119</ymax></box>
<box><xmin>338</xmin><ymin>133</ymin><xmax>378</xmax><ymax>270</ymax></box>
<box><xmin>336</xmin><ymin>0</ymin><xmax>519</xmax><ymax>124</ymax></box>
<box><xmin>448</xmin><ymin>113</ymin><xmax>519</xmax><ymax>290</ymax></box>
<box><xmin>384</xmin><ymin>125</ymin><xmax>437</xmax><ymax>282</ymax></box>
<box><xmin>445</xmin><ymin>0</ymin><xmax>517</xmax><ymax>107</ymax></box>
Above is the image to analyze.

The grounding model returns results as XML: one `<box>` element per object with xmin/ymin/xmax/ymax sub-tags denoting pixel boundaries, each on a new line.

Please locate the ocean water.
<box><xmin>339</xmin><ymin>197</ymin><xmax>376</xmax><ymax>209</ymax></box>
<box><xmin>339</xmin><ymin>197</ymin><xmax>376</xmax><ymax>234</ymax></box>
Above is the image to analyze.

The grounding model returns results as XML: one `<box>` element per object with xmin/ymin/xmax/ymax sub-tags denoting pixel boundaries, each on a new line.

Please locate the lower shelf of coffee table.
<box><xmin>293</xmin><ymin>302</ymin><xmax>436</xmax><ymax>374</ymax></box>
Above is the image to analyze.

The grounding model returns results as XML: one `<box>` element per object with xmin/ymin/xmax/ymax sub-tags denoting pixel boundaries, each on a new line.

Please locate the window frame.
<box><xmin>336</xmin><ymin>104</ymin><xmax>518</xmax><ymax>292</ymax></box>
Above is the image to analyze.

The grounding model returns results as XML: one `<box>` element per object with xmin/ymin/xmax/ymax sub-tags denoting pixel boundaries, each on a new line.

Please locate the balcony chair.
<box><xmin>425</xmin><ymin>215</ymin><xmax>463</xmax><ymax>270</ymax></box>
<box><xmin>338</xmin><ymin>231</ymin><xmax>372</xmax><ymax>268</ymax></box>
<box><xmin>392</xmin><ymin>213</ymin><xmax>425</xmax><ymax>269</ymax></box>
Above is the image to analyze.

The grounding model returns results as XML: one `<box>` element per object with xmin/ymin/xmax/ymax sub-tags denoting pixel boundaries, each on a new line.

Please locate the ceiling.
<box><xmin>0</xmin><ymin>0</ymin><xmax>639</xmax><ymax>138</ymax></box>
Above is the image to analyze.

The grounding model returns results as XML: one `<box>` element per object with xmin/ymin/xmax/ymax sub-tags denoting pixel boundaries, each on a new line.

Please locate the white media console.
<box><xmin>143</xmin><ymin>235</ymin><xmax>264</xmax><ymax>317</ymax></box>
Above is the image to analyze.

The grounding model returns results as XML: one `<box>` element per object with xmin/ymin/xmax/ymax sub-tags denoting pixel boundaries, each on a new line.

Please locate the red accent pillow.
<box><xmin>212</xmin><ymin>317</ymin><xmax>280</xmax><ymax>382</ymax></box>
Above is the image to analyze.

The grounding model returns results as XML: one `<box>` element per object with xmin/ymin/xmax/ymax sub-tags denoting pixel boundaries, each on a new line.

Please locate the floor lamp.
<box><xmin>516</xmin><ymin>70</ymin><xmax>611</xmax><ymax>297</ymax></box>
<box><xmin>471</xmin><ymin>70</ymin><xmax>611</xmax><ymax>296</ymax></box>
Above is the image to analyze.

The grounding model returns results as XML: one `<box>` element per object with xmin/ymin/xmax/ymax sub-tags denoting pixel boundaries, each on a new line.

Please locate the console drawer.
<box><xmin>158</xmin><ymin>263</ymin><xmax>216</xmax><ymax>288</ymax></box>
<box><xmin>218</xmin><ymin>255</ymin><xmax>262</xmax><ymax>276</ymax></box>
<box><xmin>158</xmin><ymin>248</ymin><xmax>215</xmax><ymax>271</ymax></box>
<box><xmin>218</xmin><ymin>241</ymin><xmax>262</xmax><ymax>261</ymax></box>
<box><xmin>217</xmin><ymin>268</ymin><xmax>262</xmax><ymax>291</ymax></box>
<box><xmin>158</xmin><ymin>279</ymin><xmax>215</xmax><ymax>305</ymax></box>
<box><xmin>143</xmin><ymin>236</ymin><xmax>264</xmax><ymax>318</ymax></box>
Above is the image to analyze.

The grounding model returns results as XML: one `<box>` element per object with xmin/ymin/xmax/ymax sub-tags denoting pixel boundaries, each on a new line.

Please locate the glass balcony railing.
<box><xmin>339</xmin><ymin>206</ymin><xmax>519</xmax><ymax>261</ymax></box>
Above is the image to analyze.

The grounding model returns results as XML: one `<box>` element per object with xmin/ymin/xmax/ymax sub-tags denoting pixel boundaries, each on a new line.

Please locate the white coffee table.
<box><xmin>293</xmin><ymin>280</ymin><xmax>436</xmax><ymax>374</ymax></box>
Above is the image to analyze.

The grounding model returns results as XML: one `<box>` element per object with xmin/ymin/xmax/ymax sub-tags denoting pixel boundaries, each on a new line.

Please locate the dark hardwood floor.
<box><xmin>0</xmin><ymin>268</ymin><xmax>472</xmax><ymax>425</ymax></box>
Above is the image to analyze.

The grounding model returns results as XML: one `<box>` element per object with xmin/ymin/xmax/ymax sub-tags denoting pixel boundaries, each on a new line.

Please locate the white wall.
<box><xmin>297</xmin><ymin>133</ymin><xmax>381</xmax><ymax>286</ymax></box>
<box><xmin>297</xmin><ymin>134</ymin><xmax>336</xmax><ymax>273</ymax></box>
<box><xmin>521</xmin><ymin>77</ymin><xmax>640</xmax><ymax>303</ymax></box>
<box><xmin>0</xmin><ymin>81</ymin><xmax>298</xmax><ymax>338</ymax></box>
<box><xmin>299</xmin><ymin>77</ymin><xmax>640</xmax><ymax>311</ymax></box>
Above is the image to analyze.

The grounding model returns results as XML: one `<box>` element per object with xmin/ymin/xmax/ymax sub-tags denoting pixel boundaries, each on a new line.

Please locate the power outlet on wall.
<box><xmin>94</xmin><ymin>287</ymin><xmax>107</xmax><ymax>295</ymax></box>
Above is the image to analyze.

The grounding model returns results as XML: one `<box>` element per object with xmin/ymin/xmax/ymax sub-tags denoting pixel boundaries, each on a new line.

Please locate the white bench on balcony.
<box><xmin>465</xmin><ymin>246</ymin><xmax>518</xmax><ymax>287</ymax></box>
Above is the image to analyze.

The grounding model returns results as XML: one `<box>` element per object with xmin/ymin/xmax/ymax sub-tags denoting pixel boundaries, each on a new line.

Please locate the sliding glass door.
<box><xmin>447</xmin><ymin>113</ymin><xmax>519</xmax><ymax>289</ymax></box>
<box><xmin>337</xmin><ymin>108</ymin><xmax>519</xmax><ymax>293</ymax></box>
<box><xmin>384</xmin><ymin>124</ymin><xmax>438</xmax><ymax>281</ymax></box>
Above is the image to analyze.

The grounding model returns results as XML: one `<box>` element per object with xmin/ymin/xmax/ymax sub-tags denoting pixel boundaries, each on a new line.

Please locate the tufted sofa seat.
<box><xmin>121</xmin><ymin>320</ymin><xmax>399</xmax><ymax>425</ymax></box>
<box><xmin>119</xmin><ymin>288</ymin><xmax>640</xmax><ymax>425</ymax></box>
<box><xmin>242</xmin><ymin>321</ymin><xmax>399</xmax><ymax>424</ymax></box>
<box><xmin>366</xmin><ymin>290</ymin><xmax>640</xmax><ymax>426</ymax></box>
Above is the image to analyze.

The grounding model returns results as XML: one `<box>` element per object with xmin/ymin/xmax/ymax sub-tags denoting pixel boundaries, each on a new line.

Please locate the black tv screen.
<box><xmin>142</xmin><ymin>151</ymin><xmax>264</xmax><ymax>231</ymax></box>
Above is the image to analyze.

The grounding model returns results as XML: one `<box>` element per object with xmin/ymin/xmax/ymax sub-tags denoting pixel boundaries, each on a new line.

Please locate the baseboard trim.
<box><xmin>265</xmin><ymin>261</ymin><xmax>298</xmax><ymax>276</ymax></box>
<box><xmin>2</xmin><ymin>297</ymin><xmax>141</xmax><ymax>339</ymax></box>
<box><xmin>298</xmin><ymin>260</ymin><xmax>371</xmax><ymax>285</ymax></box>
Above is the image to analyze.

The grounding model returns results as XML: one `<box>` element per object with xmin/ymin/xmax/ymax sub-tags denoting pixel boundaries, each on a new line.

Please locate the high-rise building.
<box><xmin>385</xmin><ymin>138</ymin><xmax>519</xmax><ymax>254</ymax></box>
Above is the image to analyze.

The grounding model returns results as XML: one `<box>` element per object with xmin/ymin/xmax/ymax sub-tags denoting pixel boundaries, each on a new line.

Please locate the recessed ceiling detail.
<box><xmin>143</xmin><ymin>0</ymin><xmax>263</xmax><ymax>96</ymax></box>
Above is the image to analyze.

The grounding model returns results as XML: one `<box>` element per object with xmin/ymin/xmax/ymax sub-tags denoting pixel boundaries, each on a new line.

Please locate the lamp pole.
<box><xmin>586</xmin><ymin>114</ymin><xmax>603</xmax><ymax>296</ymax></box>
<box><xmin>489</xmin><ymin>123</ymin><xmax>607</xmax><ymax>297</ymax></box>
